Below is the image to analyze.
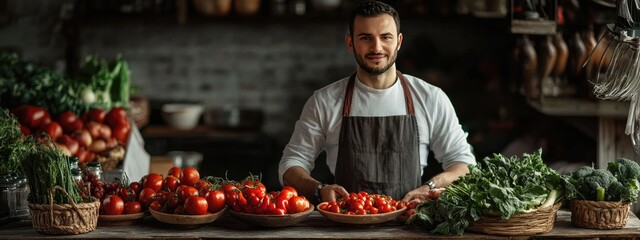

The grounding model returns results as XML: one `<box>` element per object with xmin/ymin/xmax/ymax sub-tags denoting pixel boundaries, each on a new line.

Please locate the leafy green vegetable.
<box><xmin>408</xmin><ymin>149</ymin><xmax>567</xmax><ymax>235</ymax></box>
<box><xmin>74</xmin><ymin>55</ymin><xmax>131</xmax><ymax>109</ymax></box>
<box><xmin>0</xmin><ymin>108</ymin><xmax>32</xmax><ymax>175</ymax></box>
<box><xmin>0</xmin><ymin>52</ymin><xmax>87</xmax><ymax>116</ymax></box>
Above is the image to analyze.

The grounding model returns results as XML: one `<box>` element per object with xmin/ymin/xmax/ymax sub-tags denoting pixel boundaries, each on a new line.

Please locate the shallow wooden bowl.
<box><xmin>98</xmin><ymin>212</ymin><xmax>146</xmax><ymax>226</ymax></box>
<box><xmin>149</xmin><ymin>207</ymin><xmax>226</xmax><ymax>228</ymax></box>
<box><xmin>229</xmin><ymin>205</ymin><xmax>314</xmax><ymax>227</ymax></box>
<box><xmin>317</xmin><ymin>202</ymin><xmax>406</xmax><ymax>224</ymax></box>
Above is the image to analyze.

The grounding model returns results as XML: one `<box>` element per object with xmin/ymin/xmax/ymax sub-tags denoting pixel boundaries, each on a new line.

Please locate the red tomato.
<box><xmin>102</xmin><ymin>195</ymin><xmax>124</xmax><ymax>215</ymax></box>
<box><xmin>184</xmin><ymin>196</ymin><xmax>208</xmax><ymax>215</ymax></box>
<box><xmin>14</xmin><ymin>105</ymin><xmax>50</xmax><ymax>129</ymax></box>
<box><xmin>162</xmin><ymin>176</ymin><xmax>180</xmax><ymax>192</ymax></box>
<box><xmin>123</xmin><ymin>201</ymin><xmax>142</xmax><ymax>214</ymax></box>
<box><xmin>83</xmin><ymin>108</ymin><xmax>107</xmax><ymax>124</ymax></box>
<box><xmin>138</xmin><ymin>187</ymin><xmax>156</xmax><ymax>207</ymax></box>
<box><xmin>165</xmin><ymin>197</ymin><xmax>181</xmax><ymax>213</ymax></box>
<box><xmin>118</xmin><ymin>187</ymin><xmax>136</xmax><ymax>202</ymax></box>
<box><xmin>224</xmin><ymin>189</ymin><xmax>239</xmax><ymax>206</ymax></box>
<box><xmin>275</xmin><ymin>196</ymin><xmax>289</xmax><ymax>213</ymax></box>
<box><xmin>194</xmin><ymin>179</ymin><xmax>212</xmax><ymax>193</ymax></box>
<box><xmin>281</xmin><ymin>186</ymin><xmax>298</xmax><ymax>197</ymax></box>
<box><xmin>106</xmin><ymin>107</ymin><xmax>129</xmax><ymax>127</ymax></box>
<box><xmin>278</xmin><ymin>188</ymin><xmax>295</xmax><ymax>201</ymax></box>
<box><xmin>143</xmin><ymin>173</ymin><xmax>163</xmax><ymax>192</ymax></box>
<box><xmin>111</xmin><ymin>123</ymin><xmax>130</xmax><ymax>144</ymax></box>
<box><xmin>288</xmin><ymin>196</ymin><xmax>310</xmax><ymax>214</ymax></box>
<box><xmin>39</xmin><ymin>121</ymin><xmax>62</xmax><ymax>140</ymax></box>
<box><xmin>167</xmin><ymin>167</ymin><xmax>181</xmax><ymax>178</ymax></box>
<box><xmin>180</xmin><ymin>167</ymin><xmax>200</xmax><ymax>187</ymax></box>
<box><xmin>129</xmin><ymin>182</ymin><xmax>142</xmax><ymax>195</ymax></box>
<box><xmin>178</xmin><ymin>186</ymin><xmax>199</xmax><ymax>201</ymax></box>
<box><xmin>204</xmin><ymin>189</ymin><xmax>226</xmax><ymax>213</ymax></box>
<box><xmin>56</xmin><ymin>134</ymin><xmax>79</xmax><ymax>155</ymax></box>
<box><xmin>221</xmin><ymin>183</ymin><xmax>238</xmax><ymax>192</ymax></box>
<box><xmin>57</xmin><ymin>111</ymin><xmax>82</xmax><ymax>133</ymax></box>
<box><xmin>149</xmin><ymin>200</ymin><xmax>162</xmax><ymax>212</ymax></box>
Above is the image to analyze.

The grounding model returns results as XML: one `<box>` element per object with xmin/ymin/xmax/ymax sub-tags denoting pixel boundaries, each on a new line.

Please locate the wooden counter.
<box><xmin>1</xmin><ymin>210</ymin><xmax>639</xmax><ymax>239</ymax></box>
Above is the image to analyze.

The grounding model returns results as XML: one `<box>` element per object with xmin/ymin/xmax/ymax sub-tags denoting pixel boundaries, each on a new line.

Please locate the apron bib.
<box><xmin>334</xmin><ymin>71</ymin><xmax>421</xmax><ymax>200</ymax></box>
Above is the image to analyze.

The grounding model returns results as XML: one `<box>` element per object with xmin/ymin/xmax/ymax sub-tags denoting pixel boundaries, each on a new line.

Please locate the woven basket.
<box><xmin>570</xmin><ymin>199</ymin><xmax>630</xmax><ymax>229</ymax></box>
<box><xmin>467</xmin><ymin>202</ymin><xmax>561</xmax><ymax>235</ymax></box>
<box><xmin>28</xmin><ymin>186</ymin><xmax>100</xmax><ymax>235</ymax></box>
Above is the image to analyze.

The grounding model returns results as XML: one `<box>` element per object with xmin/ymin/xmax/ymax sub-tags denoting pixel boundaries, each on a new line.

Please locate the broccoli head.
<box><xmin>571</xmin><ymin>168</ymin><xmax>617</xmax><ymax>201</ymax></box>
<box><xmin>607</xmin><ymin>158</ymin><xmax>640</xmax><ymax>188</ymax></box>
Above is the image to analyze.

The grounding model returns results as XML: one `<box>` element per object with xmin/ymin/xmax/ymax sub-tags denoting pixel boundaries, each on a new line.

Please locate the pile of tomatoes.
<box><xmin>319</xmin><ymin>192</ymin><xmax>405</xmax><ymax>215</ymax></box>
<box><xmin>224</xmin><ymin>176</ymin><xmax>310</xmax><ymax>215</ymax></box>
<box><xmin>79</xmin><ymin>172</ymin><xmax>144</xmax><ymax>215</ymax></box>
<box><xmin>10</xmin><ymin>105</ymin><xmax>131</xmax><ymax>163</ymax></box>
<box><xmin>139</xmin><ymin>167</ymin><xmax>226</xmax><ymax>215</ymax></box>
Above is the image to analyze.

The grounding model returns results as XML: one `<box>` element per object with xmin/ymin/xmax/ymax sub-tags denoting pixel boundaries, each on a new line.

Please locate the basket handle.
<box><xmin>48</xmin><ymin>185</ymin><xmax>89</xmax><ymax>226</ymax></box>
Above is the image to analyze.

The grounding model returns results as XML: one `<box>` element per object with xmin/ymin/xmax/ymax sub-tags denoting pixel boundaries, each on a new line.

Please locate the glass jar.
<box><xmin>0</xmin><ymin>175</ymin><xmax>16</xmax><ymax>223</ymax></box>
<box><xmin>86</xmin><ymin>162</ymin><xmax>103</xmax><ymax>181</ymax></box>
<box><xmin>71</xmin><ymin>168</ymin><xmax>83</xmax><ymax>184</ymax></box>
<box><xmin>13</xmin><ymin>176</ymin><xmax>29</xmax><ymax>220</ymax></box>
<box><xmin>69</xmin><ymin>156</ymin><xmax>80</xmax><ymax>171</ymax></box>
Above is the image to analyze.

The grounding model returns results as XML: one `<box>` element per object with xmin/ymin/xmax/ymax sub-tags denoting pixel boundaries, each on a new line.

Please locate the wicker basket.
<box><xmin>570</xmin><ymin>199</ymin><xmax>630</xmax><ymax>229</ymax></box>
<box><xmin>467</xmin><ymin>202</ymin><xmax>561</xmax><ymax>235</ymax></box>
<box><xmin>28</xmin><ymin>186</ymin><xmax>100</xmax><ymax>235</ymax></box>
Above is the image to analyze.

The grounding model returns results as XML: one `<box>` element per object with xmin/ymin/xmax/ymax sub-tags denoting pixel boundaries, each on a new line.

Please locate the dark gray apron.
<box><xmin>334</xmin><ymin>71</ymin><xmax>421</xmax><ymax>200</ymax></box>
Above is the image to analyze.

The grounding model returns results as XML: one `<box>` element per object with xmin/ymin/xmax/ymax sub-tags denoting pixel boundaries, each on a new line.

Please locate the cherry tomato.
<box><xmin>102</xmin><ymin>195</ymin><xmax>124</xmax><ymax>215</ymax></box>
<box><xmin>129</xmin><ymin>182</ymin><xmax>142</xmax><ymax>195</ymax></box>
<box><xmin>184</xmin><ymin>196</ymin><xmax>208</xmax><ymax>215</ymax></box>
<box><xmin>281</xmin><ymin>186</ymin><xmax>298</xmax><ymax>197</ymax></box>
<box><xmin>286</xmin><ymin>196</ymin><xmax>309</xmax><ymax>214</ymax></box>
<box><xmin>162</xmin><ymin>176</ymin><xmax>180</xmax><ymax>192</ymax></box>
<box><xmin>167</xmin><ymin>167</ymin><xmax>181</xmax><ymax>178</ymax></box>
<box><xmin>123</xmin><ymin>201</ymin><xmax>142</xmax><ymax>214</ymax></box>
<box><xmin>138</xmin><ymin>187</ymin><xmax>156</xmax><ymax>208</ymax></box>
<box><xmin>180</xmin><ymin>167</ymin><xmax>200</xmax><ymax>187</ymax></box>
<box><xmin>178</xmin><ymin>186</ymin><xmax>199</xmax><ymax>201</ymax></box>
<box><xmin>143</xmin><ymin>173</ymin><xmax>163</xmax><ymax>192</ymax></box>
<box><xmin>149</xmin><ymin>200</ymin><xmax>162</xmax><ymax>212</ymax></box>
<box><xmin>205</xmin><ymin>189</ymin><xmax>226</xmax><ymax>213</ymax></box>
<box><xmin>165</xmin><ymin>196</ymin><xmax>181</xmax><ymax>213</ymax></box>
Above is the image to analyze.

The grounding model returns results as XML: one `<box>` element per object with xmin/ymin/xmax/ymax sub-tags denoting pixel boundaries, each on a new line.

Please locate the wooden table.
<box><xmin>1</xmin><ymin>210</ymin><xmax>639</xmax><ymax>239</ymax></box>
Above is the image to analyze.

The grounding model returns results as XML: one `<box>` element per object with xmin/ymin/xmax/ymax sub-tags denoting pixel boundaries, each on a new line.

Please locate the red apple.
<box><xmin>57</xmin><ymin>134</ymin><xmax>79</xmax><ymax>155</ymax></box>
<box><xmin>85</xmin><ymin>121</ymin><xmax>102</xmax><ymax>139</ymax></box>
<box><xmin>75</xmin><ymin>149</ymin><xmax>91</xmax><ymax>163</ymax></box>
<box><xmin>39</xmin><ymin>121</ymin><xmax>63</xmax><ymax>140</ymax></box>
<box><xmin>82</xmin><ymin>108</ymin><xmax>106</xmax><ymax>124</ymax></box>
<box><xmin>89</xmin><ymin>139</ymin><xmax>107</xmax><ymax>153</ymax></box>
<box><xmin>99</xmin><ymin>123</ymin><xmax>112</xmax><ymax>140</ymax></box>
<box><xmin>72</xmin><ymin>129</ymin><xmax>92</xmax><ymax>148</ymax></box>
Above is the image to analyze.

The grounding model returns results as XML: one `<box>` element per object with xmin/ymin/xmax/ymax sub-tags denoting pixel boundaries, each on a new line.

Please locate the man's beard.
<box><xmin>353</xmin><ymin>47</ymin><xmax>398</xmax><ymax>75</ymax></box>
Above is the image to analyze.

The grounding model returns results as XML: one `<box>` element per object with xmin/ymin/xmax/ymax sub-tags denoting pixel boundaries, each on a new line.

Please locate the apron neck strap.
<box><xmin>342</xmin><ymin>71</ymin><xmax>415</xmax><ymax>116</ymax></box>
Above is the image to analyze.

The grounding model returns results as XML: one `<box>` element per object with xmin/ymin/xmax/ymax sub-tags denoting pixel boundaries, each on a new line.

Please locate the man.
<box><xmin>278</xmin><ymin>1</ymin><xmax>475</xmax><ymax>203</ymax></box>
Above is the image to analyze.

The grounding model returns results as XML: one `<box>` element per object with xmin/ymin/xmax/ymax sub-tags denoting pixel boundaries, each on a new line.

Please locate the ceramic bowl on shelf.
<box><xmin>161</xmin><ymin>103</ymin><xmax>204</xmax><ymax>130</ymax></box>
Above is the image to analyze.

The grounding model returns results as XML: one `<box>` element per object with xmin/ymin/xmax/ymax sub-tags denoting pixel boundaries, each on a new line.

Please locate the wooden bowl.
<box><xmin>149</xmin><ymin>207</ymin><xmax>226</xmax><ymax>228</ymax></box>
<box><xmin>229</xmin><ymin>205</ymin><xmax>314</xmax><ymax>227</ymax></box>
<box><xmin>317</xmin><ymin>202</ymin><xmax>406</xmax><ymax>224</ymax></box>
<box><xmin>98</xmin><ymin>212</ymin><xmax>146</xmax><ymax>226</ymax></box>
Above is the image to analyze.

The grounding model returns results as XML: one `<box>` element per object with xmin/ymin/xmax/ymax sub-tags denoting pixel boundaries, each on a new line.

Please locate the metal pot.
<box><xmin>204</xmin><ymin>107</ymin><xmax>263</xmax><ymax>131</ymax></box>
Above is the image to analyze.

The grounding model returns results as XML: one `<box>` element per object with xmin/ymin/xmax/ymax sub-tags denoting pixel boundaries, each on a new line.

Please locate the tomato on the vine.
<box><xmin>102</xmin><ymin>195</ymin><xmax>124</xmax><ymax>215</ymax></box>
<box><xmin>204</xmin><ymin>189</ymin><xmax>226</xmax><ymax>213</ymax></box>
<box><xmin>162</xmin><ymin>176</ymin><xmax>180</xmax><ymax>192</ymax></box>
<box><xmin>124</xmin><ymin>201</ymin><xmax>142</xmax><ymax>214</ymax></box>
<box><xmin>180</xmin><ymin>167</ymin><xmax>200</xmax><ymax>187</ymax></box>
<box><xmin>178</xmin><ymin>186</ymin><xmax>199</xmax><ymax>201</ymax></box>
<box><xmin>184</xmin><ymin>196</ymin><xmax>208</xmax><ymax>215</ymax></box>
<box><xmin>286</xmin><ymin>196</ymin><xmax>309</xmax><ymax>214</ymax></box>
<box><xmin>144</xmin><ymin>173</ymin><xmax>164</xmax><ymax>192</ymax></box>
<box><xmin>167</xmin><ymin>167</ymin><xmax>181</xmax><ymax>178</ymax></box>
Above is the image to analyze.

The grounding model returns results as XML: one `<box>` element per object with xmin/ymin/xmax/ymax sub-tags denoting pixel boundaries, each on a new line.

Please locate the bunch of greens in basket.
<box><xmin>566</xmin><ymin>158</ymin><xmax>640</xmax><ymax>202</ymax></box>
<box><xmin>21</xmin><ymin>140</ymin><xmax>82</xmax><ymax>204</ymax></box>
<box><xmin>408</xmin><ymin>149</ymin><xmax>568</xmax><ymax>235</ymax></box>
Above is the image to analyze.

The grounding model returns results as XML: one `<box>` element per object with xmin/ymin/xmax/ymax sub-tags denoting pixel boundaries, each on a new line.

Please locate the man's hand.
<box><xmin>402</xmin><ymin>184</ymin><xmax>431</xmax><ymax>202</ymax></box>
<box><xmin>320</xmin><ymin>184</ymin><xmax>349</xmax><ymax>202</ymax></box>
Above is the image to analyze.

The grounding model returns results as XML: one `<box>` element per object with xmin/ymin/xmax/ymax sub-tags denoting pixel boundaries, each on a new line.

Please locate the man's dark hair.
<box><xmin>348</xmin><ymin>1</ymin><xmax>401</xmax><ymax>37</ymax></box>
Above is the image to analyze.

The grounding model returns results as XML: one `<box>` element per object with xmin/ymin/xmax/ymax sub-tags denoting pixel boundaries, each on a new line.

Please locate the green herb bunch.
<box><xmin>0</xmin><ymin>52</ymin><xmax>86</xmax><ymax>116</ymax></box>
<box><xmin>408</xmin><ymin>149</ymin><xmax>568</xmax><ymax>235</ymax></box>
<box><xmin>21</xmin><ymin>140</ymin><xmax>82</xmax><ymax>204</ymax></box>
<box><xmin>0</xmin><ymin>108</ymin><xmax>33</xmax><ymax>175</ymax></box>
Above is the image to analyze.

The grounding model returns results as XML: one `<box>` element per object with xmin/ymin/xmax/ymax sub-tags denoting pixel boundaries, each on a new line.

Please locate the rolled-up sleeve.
<box><xmin>278</xmin><ymin>94</ymin><xmax>327</xmax><ymax>186</ymax></box>
<box><xmin>429</xmin><ymin>89</ymin><xmax>476</xmax><ymax>169</ymax></box>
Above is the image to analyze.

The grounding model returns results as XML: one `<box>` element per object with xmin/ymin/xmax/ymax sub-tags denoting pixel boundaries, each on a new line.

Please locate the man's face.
<box><xmin>348</xmin><ymin>14</ymin><xmax>402</xmax><ymax>75</ymax></box>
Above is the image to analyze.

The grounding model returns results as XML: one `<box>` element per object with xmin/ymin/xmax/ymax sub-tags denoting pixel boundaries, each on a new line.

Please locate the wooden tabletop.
<box><xmin>1</xmin><ymin>210</ymin><xmax>639</xmax><ymax>239</ymax></box>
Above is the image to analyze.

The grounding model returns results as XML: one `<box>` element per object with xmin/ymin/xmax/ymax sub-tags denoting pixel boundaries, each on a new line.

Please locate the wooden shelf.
<box><xmin>527</xmin><ymin>97</ymin><xmax>629</xmax><ymax>118</ymax></box>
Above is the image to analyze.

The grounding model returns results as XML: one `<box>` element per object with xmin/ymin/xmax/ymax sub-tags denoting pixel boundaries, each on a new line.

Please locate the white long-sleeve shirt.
<box><xmin>278</xmin><ymin>74</ymin><xmax>476</xmax><ymax>185</ymax></box>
